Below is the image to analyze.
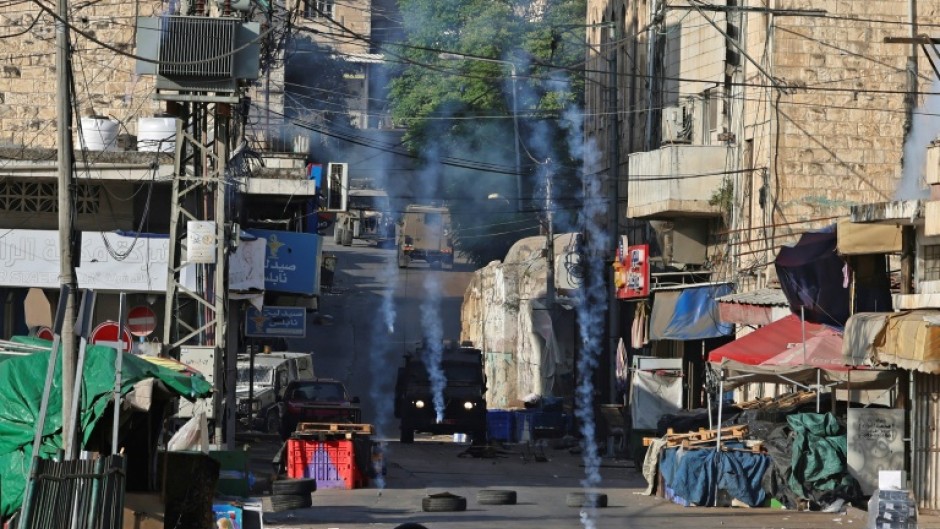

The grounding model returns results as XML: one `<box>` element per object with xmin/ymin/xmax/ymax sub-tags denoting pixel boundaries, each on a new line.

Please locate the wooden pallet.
<box><xmin>296</xmin><ymin>422</ymin><xmax>374</xmax><ymax>435</ymax></box>
<box><xmin>642</xmin><ymin>425</ymin><xmax>748</xmax><ymax>447</ymax></box>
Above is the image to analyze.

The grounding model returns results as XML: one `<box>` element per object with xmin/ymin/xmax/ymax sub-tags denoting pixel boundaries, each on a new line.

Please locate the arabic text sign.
<box><xmin>246</xmin><ymin>229</ymin><xmax>319</xmax><ymax>295</ymax></box>
<box><xmin>245</xmin><ymin>306</ymin><xmax>307</xmax><ymax>338</ymax></box>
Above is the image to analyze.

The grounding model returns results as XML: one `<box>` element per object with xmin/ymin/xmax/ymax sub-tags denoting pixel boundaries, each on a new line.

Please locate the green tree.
<box><xmin>386</xmin><ymin>0</ymin><xmax>587</xmax><ymax>265</ymax></box>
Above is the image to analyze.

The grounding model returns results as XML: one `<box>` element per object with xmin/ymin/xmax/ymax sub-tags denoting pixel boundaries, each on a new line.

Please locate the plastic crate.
<box><xmin>487</xmin><ymin>410</ymin><xmax>515</xmax><ymax>442</ymax></box>
<box><xmin>286</xmin><ymin>439</ymin><xmax>367</xmax><ymax>489</ymax></box>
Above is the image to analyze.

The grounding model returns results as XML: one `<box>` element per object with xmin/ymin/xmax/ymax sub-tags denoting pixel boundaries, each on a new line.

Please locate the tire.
<box><xmin>394</xmin><ymin>524</ymin><xmax>428</xmax><ymax>529</ymax></box>
<box><xmin>270</xmin><ymin>493</ymin><xmax>312</xmax><ymax>512</ymax></box>
<box><xmin>422</xmin><ymin>493</ymin><xmax>467</xmax><ymax>512</ymax></box>
<box><xmin>566</xmin><ymin>491</ymin><xmax>608</xmax><ymax>508</ymax></box>
<box><xmin>272</xmin><ymin>478</ymin><xmax>317</xmax><ymax>495</ymax></box>
<box><xmin>265</xmin><ymin>409</ymin><xmax>280</xmax><ymax>434</ymax></box>
<box><xmin>400</xmin><ymin>424</ymin><xmax>414</xmax><ymax>444</ymax></box>
<box><xmin>429</xmin><ymin>259</ymin><xmax>442</xmax><ymax>270</ymax></box>
<box><xmin>342</xmin><ymin>229</ymin><xmax>353</xmax><ymax>246</ymax></box>
<box><xmin>477</xmin><ymin>489</ymin><xmax>517</xmax><ymax>505</ymax></box>
<box><xmin>279</xmin><ymin>419</ymin><xmax>297</xmax><ymax>441</ymax></box>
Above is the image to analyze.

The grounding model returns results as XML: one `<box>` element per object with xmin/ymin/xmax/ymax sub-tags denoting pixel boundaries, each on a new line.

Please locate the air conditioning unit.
<box><xmin>661</xmin><ymin>104</ymin><xmax>693</xmax><ymax>144</ymax></box>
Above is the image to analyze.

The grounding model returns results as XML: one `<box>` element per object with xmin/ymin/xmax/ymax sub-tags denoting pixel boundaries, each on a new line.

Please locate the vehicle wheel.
<box><xmin>342</xmin><ymin>229</ymin><xmax>353</xmax><ymax>246</ymax></box>
<box><xmin>477</xmin><ymin>489</ymin><xmax>517</xmax><ymax>505</ymax></box>
<box><xmin>400</xmin><ymin>425</ymin><xmax>414</xmax><ymax>444</ymax></box>
<box><xmin>422</xmin><ymin>493</ymin><xmax>467</xmax><ymax>512</ymax></box>
<box><xmin>270</xmin><ymin>493</ymin><xmax>312</xmax><ymax>512</ymax></box>
<box><xmin>566</xmin><ymin>491</ymin><xmax>608</xmax><ymax>508</ymax></box>
<box><xmin>471</xmin><ymin>430</ymin><xmax>487</xmax><ymax>446</ymax></box>
<box><xmin>272</xmin><ymin>478</ymin><xmax>316</xmax><ymax>495</ymax></box>
<box><xmin>394</xmin><ymin>524</ymin><xmax>428</xmax><ymax>529</ymax></box>
<box><xmin>429</xmin><ymin>259</ymin><xmax>442</xmax><ymax>270</ymax></box>
<box><xmin>265</xmin><ymin>409</ymin><xmax>281</xmax><ymax>434</ymax></box>
<box><xmin>397</xmin><ymin>248</ymin><xmax>410</xmax><ymax>269</ymax></box>
<box><xmin>279</xmin><ymin>419</ymin><xmax>297</xmax><ymax>441</ymax></box>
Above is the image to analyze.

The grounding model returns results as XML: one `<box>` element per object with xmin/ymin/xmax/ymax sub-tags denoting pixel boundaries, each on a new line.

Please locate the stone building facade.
<box><xmin>584</xmin><ymin>0</ymin><xmax>938</xmax><ymax>287</ymax></box>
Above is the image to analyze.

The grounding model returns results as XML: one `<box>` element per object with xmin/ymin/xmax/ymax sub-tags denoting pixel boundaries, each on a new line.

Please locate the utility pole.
<box><xmin>607</xmin><ymin>21</ymin><xmax>621</xmax><ymax>402</ymax></box>
<box><xmin>55</xmin><ymin>0</ymin><xmax>78</xmax><ymax>455</ymax></box>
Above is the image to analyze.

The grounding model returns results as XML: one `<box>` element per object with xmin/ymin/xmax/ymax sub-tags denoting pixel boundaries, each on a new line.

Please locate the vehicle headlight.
<box><xmin>463</xmin><ymin>401</ymin><xmax>474</xmax><ymax>410</ymax></box>
<box><xmin>414</xmin><ymin>400</ymin><xmax>425</xmax><ymax>409</ymax></box>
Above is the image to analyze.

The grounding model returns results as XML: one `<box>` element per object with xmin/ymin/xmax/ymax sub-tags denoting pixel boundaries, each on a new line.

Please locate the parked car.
<box><xmin>277</xmin><ymin>379</ymin><xmax>361</xmax><ymax>439</ymax></box>
<box><xmin>235</xmin><ymin>352</ymin><xmax>315</xmax><ymax>433</ymax></box>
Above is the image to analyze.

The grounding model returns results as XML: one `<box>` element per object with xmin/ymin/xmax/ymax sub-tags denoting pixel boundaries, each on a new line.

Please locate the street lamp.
<box><xmin>439</xmin><ymin>52</ymin><xmax>522</xmax><ymax>213</ymax></box>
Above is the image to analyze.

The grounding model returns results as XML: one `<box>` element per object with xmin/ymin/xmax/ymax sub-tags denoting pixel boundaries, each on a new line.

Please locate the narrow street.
<box><xmin>247</xmin><ymin>238</ymin><xmax>884</xmax><ymax>529</ymax></box>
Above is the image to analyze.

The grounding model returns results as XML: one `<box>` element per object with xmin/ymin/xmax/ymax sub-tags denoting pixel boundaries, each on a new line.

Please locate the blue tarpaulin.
<box><xmin>660</xmin><ymin>444</ymin><xmax>770</xmax><ymax>507</ymax></box>
<box><xmin>649</xmin><ymin>283</ymin><xmax>734</xmax><ymax>340</ymax></box>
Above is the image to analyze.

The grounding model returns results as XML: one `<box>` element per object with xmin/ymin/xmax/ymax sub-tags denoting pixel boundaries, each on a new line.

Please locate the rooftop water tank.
<box><xmin>78</xmin><ymin>116</ymin><xmax>120</xmax><ymax>151</ymax></box>
<box><xmin>137</xmin><ymin>116</ymin><xmax>178</xmax><ymax>152</ymax></box>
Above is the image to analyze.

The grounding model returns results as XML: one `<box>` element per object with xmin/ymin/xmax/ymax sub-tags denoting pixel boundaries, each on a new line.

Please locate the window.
<box><xmin>0</xmin><ymin>180</ymin><xmax>100</xmax><ymax>214</ymax></box>
<box><xmin>304</xmin><ymin>0</ymin><xmax>334</xmax><ymax>18</ymax></box>
<box><xmin>924</xmin><ymin>244</ymin><xmax>940</xmax><ymax>281</ymax></box>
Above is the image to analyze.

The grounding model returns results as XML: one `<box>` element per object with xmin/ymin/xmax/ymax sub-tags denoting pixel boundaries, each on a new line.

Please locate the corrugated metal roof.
<box><xmin>716</xmin><ymin>287</ymin><xmax>788</xmax><ymax>307</ymax></box>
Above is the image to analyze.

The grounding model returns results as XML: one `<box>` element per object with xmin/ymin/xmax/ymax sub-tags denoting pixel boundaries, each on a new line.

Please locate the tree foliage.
<box><xmin>386</xmin><ymin>0</ymin><xmax>588</xmax><ymax>265</ymax></box>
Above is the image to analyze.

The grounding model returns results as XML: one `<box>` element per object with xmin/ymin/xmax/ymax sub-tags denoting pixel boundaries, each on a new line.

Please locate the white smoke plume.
<box><xmin>898</xmin><ymin>76</ymin><xmax>940</xmax><ymax>200</ymax></box>
<box><xmin>420</xmin><ymin>270</ymin><xmax>447</xmax><ymax>422</ymax></box>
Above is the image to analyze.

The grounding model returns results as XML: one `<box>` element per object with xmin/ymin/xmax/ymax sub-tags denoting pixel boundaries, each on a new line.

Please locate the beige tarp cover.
<box><xmin>843</xmin><ymin>313</ymin><xmax>892</xmax><ymax>366</ymax></box>
<box><xmin>876</xmin><ymin>311</ymin><xmax>940</xmax><ymax>374</ymax></box>
<box><xmin>836</xmin><ymin>217</ymin><xmax>902</xmax><ymax>255</ymax></box>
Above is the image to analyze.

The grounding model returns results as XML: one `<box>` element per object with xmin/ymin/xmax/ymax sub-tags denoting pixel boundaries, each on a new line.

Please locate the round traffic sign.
<box><xmin>90</xmin><ymin>321</ymin><xmax>133</xmax><ymax>352</ymax></box>
<box><xmin>127</xmin><ymin>305</ymin><xmax>158</xmax><ymax>337</ymax></box>
<box><xmin>35</xmin><ymin>326</ymin><xmax>54</xmax><ymax>341</ymax></box>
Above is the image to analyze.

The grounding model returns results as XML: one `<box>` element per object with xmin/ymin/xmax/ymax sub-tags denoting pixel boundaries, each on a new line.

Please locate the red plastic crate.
<box><xmin>286</xmin><ymin>439</ymin><xmax>367</xmax><ymax>489</ymax></box>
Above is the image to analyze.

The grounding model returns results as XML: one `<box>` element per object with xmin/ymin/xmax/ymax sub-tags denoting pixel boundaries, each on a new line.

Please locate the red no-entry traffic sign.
<box><xmin>90</xmin><ymin>321</ymin><xmax>133</xmax><ymax>352</ymax></box>
<box><xmin>127</xmin><ymin>305</ymin><xmax>157</xmax><ymax>337</ymax></box>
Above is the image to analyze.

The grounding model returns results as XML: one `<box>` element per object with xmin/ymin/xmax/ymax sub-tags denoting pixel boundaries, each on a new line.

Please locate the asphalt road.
<box><xmin>248</xmin><ymin>238</ymin><xmax>895</xmax><ymax>529</ymax></box>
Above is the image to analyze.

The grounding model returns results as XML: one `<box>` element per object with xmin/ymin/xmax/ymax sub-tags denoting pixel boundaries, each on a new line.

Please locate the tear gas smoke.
<box><xmin>420</xmin><ymin>270</ymin><xmax>447</xmax><ymax>423</ymax></box>
<box><xmin>898</xmin><ymin>76</ymin><xmax>940</xmax><ymax>200</ymax></box>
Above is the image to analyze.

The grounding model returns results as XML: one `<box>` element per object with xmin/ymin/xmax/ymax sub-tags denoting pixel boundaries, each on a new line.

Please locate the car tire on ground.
<box><xmin>265</xmin><ymin>409</ymin><xmax>280</xmax><ymax>434</ymax></box>
<box><xmin>565</xmin><ymin>491</ymin><xmax>608</xmax><ymax>508</ymax></box>
<box><xmin>400</xmin><ymin>426</ymin><xmax>414</xmax><ymax>444</ymax></box>
<box><xmin>422</xmin><ymin>493</ymin><xmax>467</xmax><ymax>512</ymax></box>
<box><xmin>270</xmin><ymin>493</ymin><xmax>312</xmax><ymax>512</ymax></box>
<box><xmin>393</xmin><ymin>524</ymin><xmax>428</xmax><ymax>529</ymax></box>
<box><xmin>272</xmin><ymin>478</ymin><xmax>317</xmax><ymax>496</ymax></box>
<box><xmin>477</xmin><ymin>489</ymin><xmax>517</xmax><ymax>505</ymax></box>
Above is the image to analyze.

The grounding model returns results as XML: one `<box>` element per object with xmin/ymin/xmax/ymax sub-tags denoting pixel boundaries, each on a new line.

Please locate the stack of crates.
<box><xmin>486</xmin><ymin>410</ymin><xmax>515</xmax><ymax>442</ymax></box>
<box><xmin>286</xmin><ymin>439</ymin><xmax>367</xmax><ymax>489</ymax></box>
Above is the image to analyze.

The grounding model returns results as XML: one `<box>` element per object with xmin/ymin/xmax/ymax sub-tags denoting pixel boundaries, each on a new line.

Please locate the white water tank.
<box><xmin>137</xmin><ymin>116</ymin><xmax>178</xmax><ymax>152</ymax></box>
<box><xmin>78</xmin><ymin>117</ymin><xmax>120</xmax><ymax>151</ymax></box>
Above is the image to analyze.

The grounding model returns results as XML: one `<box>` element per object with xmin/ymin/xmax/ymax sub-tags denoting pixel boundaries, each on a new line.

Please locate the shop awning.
<box><xmin>709</xmin><ymin>315</ymin><xmax>898</xmax><ymax>389</ymax></box>
<box><xmin>717</xmin><ymin>288</ymin><xmax>789</xmax><ymax>326</ymax></box>
<box><xmin>709</xmin><ymin>314</ymin><xmax>834</xmax><ymax>364</ymax></box>
<box><xmin>875</xmin><ymin>311</ymin><xmax>940</xmax><ymax>374</ymax></box>
<box><xmin>842</xmin><ymin>312</ymin><xmax>892</xmax><ymax>366</ymax></box>
<box><xmin>648</xmin><ymin>282</ymin><xmax>733</xmax><ymax>341</ymax></box>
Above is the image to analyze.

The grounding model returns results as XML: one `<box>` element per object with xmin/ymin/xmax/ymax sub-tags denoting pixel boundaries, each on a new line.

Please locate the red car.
<box><xmin>278</xmin><ymin>379</ymin><xmax>361</xmax><ymax>439</ymax></box>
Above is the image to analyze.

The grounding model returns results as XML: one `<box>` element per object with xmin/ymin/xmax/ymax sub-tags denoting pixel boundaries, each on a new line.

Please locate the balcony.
<box><xmin>627</xmin><ymin>145</ymin><xmax>731</xmax><ymax>219</ymax></box>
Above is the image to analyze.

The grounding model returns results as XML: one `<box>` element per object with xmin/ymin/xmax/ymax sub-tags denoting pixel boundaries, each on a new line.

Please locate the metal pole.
<box><xmin>56</xmin><ymin>0</ymin><xmax>79</xmax><ymax>458</ymax></box>
<box><xmin>111</xmin><ymin>293</ymin><xmax>127</xmax><ymax>453</ymax></box>
<box><xmin>546</xmin><ymin>166</ymin><xmax>555</xmax><ymax>307</ymax></box>
<box><xmin>510</xmin><ymin>65</ymin><xmax>522</xmax><ymax>213</ymax></box>
<box><xmin>607</xmin><ymin>22</ymin><xmax>622</xmax><ymax>404</ymax></box>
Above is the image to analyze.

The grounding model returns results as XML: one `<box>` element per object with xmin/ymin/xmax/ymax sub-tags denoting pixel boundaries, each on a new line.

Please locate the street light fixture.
<box><xmin>439</xmin><ymin>52</ymin><xmax>522</xmax><ymax>213</ymax></box>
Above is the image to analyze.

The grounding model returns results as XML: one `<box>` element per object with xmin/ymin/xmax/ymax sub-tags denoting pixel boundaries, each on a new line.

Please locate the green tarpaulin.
<box><xmin>787</xmin><ymin>412</ymin><xmax>858</xmax><ymax>500</ymax></box>
<box><xmin>0</xmin><ymin>337</ymin><xmax>212</xmax><ymax>520</ymax></box>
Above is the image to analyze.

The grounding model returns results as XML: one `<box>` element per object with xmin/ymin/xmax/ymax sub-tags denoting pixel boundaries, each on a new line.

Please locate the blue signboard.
<box><xmin>245</xmin><ymin>306</ymin><xmax>307</xmax><ymax>338</ymax></box>
<box><xmin>246</xmin><ymin>229</ymin><xmax>319</xmax><ymax>295</ymax></box>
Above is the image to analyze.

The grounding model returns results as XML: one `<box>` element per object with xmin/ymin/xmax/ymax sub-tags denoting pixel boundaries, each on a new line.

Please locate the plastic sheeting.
<box><xmin>630</xmin><ymin>370</ymin><xmax>682</xmax><ymax>430</ymax></box>
<box><xmin>660</xmin><ymin>446</ymin><xmax>770</xmax><ymax>507</ymax></box>
<box><xmin>649</xmin><ymin>283</ymin><xmax>734</xmax><ymax>341</ymax></box>
<box><xmin>787</xmin><ymin>413</ymin><xmax>861</xmax><ymax>503</ymax></box>
<box><xmin>0</xmin><ymin>337</ymin><xmax>212</xmax><ymax>519</ymax></box>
